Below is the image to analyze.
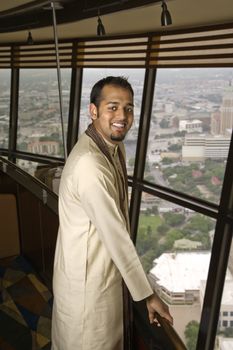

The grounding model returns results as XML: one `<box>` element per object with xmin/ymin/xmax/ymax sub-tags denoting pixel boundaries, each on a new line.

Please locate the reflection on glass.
<box><xmin>0</xmin><ymin>69</ymin><xmax>10</xmax><ymax>148</ymax></box>
<box><xmin>17</xmin><ymin>69</ymin><xmax>71</xmax><ymax>158</ymax></box>
<box><xmin>215</xmin><ymin>240</ymin><xmax>233</xmax><ymax>349</ymax></box>
<box><xmin>136</xmin><ymin>194</ymin><xmax>216</xmax><ymax>348</ymax></box>
<box><xmin>80</xmin><ymin>69</ymin><xmax>145</xmax><ymax>175</ymax></box>
<box><xmin>146</xmin><ymin>68</ymin><xmax>233</xmax><ymax>204</ymax></box>
<box><xmin>16</xmin><ymin>159</ymin><xmax>62</xmax><ymax>194</ymax></box>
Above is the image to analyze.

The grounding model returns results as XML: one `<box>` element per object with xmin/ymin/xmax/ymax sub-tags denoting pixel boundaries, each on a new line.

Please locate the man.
<box><xmin>52</xmin><ymin>76</ymin><xmax>173</xmax><ymax>350</ymax></box>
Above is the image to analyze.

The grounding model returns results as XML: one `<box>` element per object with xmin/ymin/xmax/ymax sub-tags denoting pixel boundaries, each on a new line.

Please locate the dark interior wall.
<box><xmin>0</xmin><ymin>170</ymin><xmax>58</xmax><ymax>288</ymax></box>
<box><xmin>0</xmin><ymin>193</ymin><xmax>20</xmax><ymax>258</ymax></box>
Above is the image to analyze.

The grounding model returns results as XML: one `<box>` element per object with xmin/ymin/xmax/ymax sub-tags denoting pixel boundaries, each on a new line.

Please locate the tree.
<box><xmin>185</xmin><ymin>321</ymin><xmax>199</xmax><ymax>350</ymax></box>
<box><xmin>151</xmin><ymin>205</ymin><xmax>158</xmax><ymax>215</ymax></box>
<box><xmin>157</xmin><ymin>223</ymin><xmax>169</xmax><ymax>235</ymax></box>
<box><xmin>165</xmin><ymin>229</ymin><xmax>183</xmax><ymax>249</ymax></box>
<box><xmin>168</xmin><ymin>143</ymin><xmax>182</xmax><ymax>151</ymax></box>
<box><xmin>162</xmin><ymin>157</ymin><xmax>173</xmax><ymax>165</ymax></box>
<box><xmin>187</xmin><ymin>214</ymin><xmax>214</xmax><ymax>233</ymax></box>
<box><xmin>163</xmin><ymin>212</ymin><xmax>186</xmax><ymax>226</ymax></box>
<box><xmin>159</xmin><ymin>119</ymin><xmax>169</xmax><ymax>128</ymax></box>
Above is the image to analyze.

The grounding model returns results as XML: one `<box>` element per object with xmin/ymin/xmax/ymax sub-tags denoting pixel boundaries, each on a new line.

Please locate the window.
<box><xmin>17</xmin><ymin>69</ymin><xmax>71</xmax><ymax>158</ymax></box>
<box><xmin>145</xmin><ymin>68</ymin><xmax>233</xmax><ymax>204</ymax></box>
<box><xmin>136</xmin><ymin>194</ymin><xmax>216</xmax><ymax>344</ymax></box>
<box><xmin>80</xmin><ymin>68</ymin><xmax>145</xmax><ymax>175</ymax></box>
<box><xmin>0</xmin><ymin>69</ymin><xmax>10</xmax><ymax>148</ymax></box>
<box><xmin>16</xmin><ymin>159</ymin><xmax>62</xmax><ymax>194</ymax></box>
<box><xmin>222</xmin><ymin>320</ymin><xmax>228</xmax><ymax>327</ymax></box>
<box><xmin>216</xmin><ymin>240</ymin><xmax>233</xmax><ymax>344</ymax></box>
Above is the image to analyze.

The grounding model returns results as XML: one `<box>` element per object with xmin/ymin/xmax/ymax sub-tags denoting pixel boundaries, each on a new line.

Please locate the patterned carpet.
<box><xmin>0</xmin><ymin>256</ymin><xmax>52</xmax><ymax>350</ymax></box>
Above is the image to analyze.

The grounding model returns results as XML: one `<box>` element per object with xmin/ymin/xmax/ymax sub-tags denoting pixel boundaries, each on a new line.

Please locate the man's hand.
<box><xmin>146</xmin><ymin>293</ymin><xmax>173</xmax><ymax>325</ymax></box>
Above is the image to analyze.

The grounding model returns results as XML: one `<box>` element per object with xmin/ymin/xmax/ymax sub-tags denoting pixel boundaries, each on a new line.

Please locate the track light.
<box><xmin>97</xmin><ymin>10</ymin><xmax>106</xmax><ymax>36</ymax></box>
<box><xmin>161</xmin><ymin>1</ymin><xmax>172</xmax><ymax>26</ymax></box>
<box><xmin>27</xmin><ymin>31</ymin><xmax>34</xmax><ymax>45</ymax></box>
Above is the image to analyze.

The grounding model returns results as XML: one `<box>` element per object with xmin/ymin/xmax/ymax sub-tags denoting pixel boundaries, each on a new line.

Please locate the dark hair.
<box><xmin>90</xmin><ymin>76</ymin><xmax>134</xmax><ymax>107</ymax></box>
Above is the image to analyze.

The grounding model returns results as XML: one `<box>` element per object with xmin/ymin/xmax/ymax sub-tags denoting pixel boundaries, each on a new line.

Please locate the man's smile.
<box><xmin>111</xmin><ymin>122</ymin><xmax>127</xmax><ymax>130</ymax></box>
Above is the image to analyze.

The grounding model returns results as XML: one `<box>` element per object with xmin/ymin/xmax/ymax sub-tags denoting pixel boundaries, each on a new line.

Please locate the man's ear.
<box><xmin>89</xmin><ymin>103</ymin><xmax>98</xmax><ymax>120</ymax></box>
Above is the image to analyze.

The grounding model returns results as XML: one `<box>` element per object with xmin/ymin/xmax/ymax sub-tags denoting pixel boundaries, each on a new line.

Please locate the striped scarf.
<box><xmin>85</xmin><ymin>123</ymin><xmax>128</xmax><ymax>223</ymax></box>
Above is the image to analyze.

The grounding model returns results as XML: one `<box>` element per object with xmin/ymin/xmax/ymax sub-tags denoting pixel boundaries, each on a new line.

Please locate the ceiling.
<box><xmin>0</xmin><ymin>0</ymin><xmax>233</xmax><ymax>44</ymax></box>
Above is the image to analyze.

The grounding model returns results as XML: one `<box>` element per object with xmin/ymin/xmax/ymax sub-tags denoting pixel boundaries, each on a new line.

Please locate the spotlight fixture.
<box><xmin>27</xmin><ymin>31</ymin><xmax>34</xmax><ymax>45</ymax></box>
<box><xmin>161</xmin><ymin>1</ymin><xmax>172</xmax><ymax>26</ymax></box>
<box><xmin>97</xmin><ymin>10</ymin><xmax>106</xmax><ymax>36</ymax></box>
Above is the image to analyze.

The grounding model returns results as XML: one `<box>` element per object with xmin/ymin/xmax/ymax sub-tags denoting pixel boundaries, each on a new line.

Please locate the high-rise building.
<box><xmin>220</xmin><ymin>84</ymin><xmax>233</xmax><ymax>135</ymax></box>
<box><xmin>211</xmin><ymin>111</ymin><xmax>221</xmax><ymax>135</ymax></box>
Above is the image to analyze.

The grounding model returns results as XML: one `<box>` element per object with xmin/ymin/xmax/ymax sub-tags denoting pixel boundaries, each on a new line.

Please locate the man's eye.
<box><xmin>111</xmin><ymin>106</ymin><xmax>117</xmax><ymax>111</ymax></box>
<box><xmin>127</xmin><ymin>107</ymin><xmax>133</xmax><ymax>113</ymax></box>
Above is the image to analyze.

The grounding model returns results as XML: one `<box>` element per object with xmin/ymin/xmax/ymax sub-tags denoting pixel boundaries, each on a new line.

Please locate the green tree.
<box><xmin>162</xmin><ymin>157</ymin><xmax>173</xmax><ymax>165</ymax></box>
<box><xmin>140</xmin><ymin>249</ymin><xmax>157</xmax><ymax>273</ymax></box>
<box><xmin>151</xmin><ymin>205</ymin><xmax>158</xmax><ymax>215</ymax></box>
<box><xmin>168</xmin><ymin>143</ymin><xmax>182</xmax><ymax>151</ymax></box>
<box><xmin>185</xmin><ymin>214</ymin><xmax>214</xmax><ymax>233</ymax></box>
<box><xmin>157</xmin><ymin>223</ymin><xmax>170</xmax><ymax>235</ymax></box>
<box><xmin>163</xmin><ymin>212</ymin><xmax>186</xmax><ymax>226</ymax></box>
<box><xmin>165</xmin><ymin>229</ymin><xmax>183</xmax><ymax>249</ymax></box>
<box><xmin>159</xmin><ymin>119</ymin><xmax>169</xmax><ymax>128</ymax></box>
<box><xmin>185</xmin><ymin>321</ymin><xmax>199</xmax><ymax>350</ymax></box>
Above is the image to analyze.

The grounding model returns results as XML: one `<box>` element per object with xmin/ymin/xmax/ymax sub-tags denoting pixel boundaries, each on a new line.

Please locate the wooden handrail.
<box><xmin>154</xmin><ymin>312</ymin><xmax>187</xmax><ymax>350</ymax></box>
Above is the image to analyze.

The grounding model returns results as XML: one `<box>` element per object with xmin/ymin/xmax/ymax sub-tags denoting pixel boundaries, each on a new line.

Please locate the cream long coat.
<box><xmin>51</xmin><ymin>132</ymin><xmax>153</xmax><ymax>350</ymax></box>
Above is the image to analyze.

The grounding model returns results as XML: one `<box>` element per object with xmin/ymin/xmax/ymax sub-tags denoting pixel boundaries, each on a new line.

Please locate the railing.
<box><xmin>0</xmin><ymin>156</ymin><xmax>58</xmax><ymax>214</ymax></box>
<box><xmin>133</xmin><ymin>301</ymin><xmax>188</xmax><ymax>350</ymax></box>
<box><xmin>154</xmin><ymin>312</ymin><xmax>187</xmax><ymax>350</ymax></box>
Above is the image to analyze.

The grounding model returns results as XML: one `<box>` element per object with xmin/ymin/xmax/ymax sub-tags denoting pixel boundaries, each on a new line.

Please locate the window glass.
<box><xmin>0</xmin><ymin>69</ymin><xmax>11</xmax><ymax>148</ymax></box>
<box><xmin>216</xmin><ymin>240</ymin><xmax>233</xmax><ymax>348</ymax></box>
<box><xmin>136</xmin><ymin>194</ymin><xmax>216</xmax><ymax>348</ymax></box>
<box><xmin>17</xmin><ymin>69</ymin><xmax>71</xmax><ymax>158</ymax></box>
<box><xmin>16</xmin><ymin>158</ymin><xmax>62</xmax><ymax>194</ymax></box>
<box><xmin>80</xmin><ymin>69</ymin><xmax>145</xmax><ymax>175</ymax></box>
<box><xmin>146</xmin><ymin>68</ymin><xmax>233</xmax><ymax>204</ymax></box>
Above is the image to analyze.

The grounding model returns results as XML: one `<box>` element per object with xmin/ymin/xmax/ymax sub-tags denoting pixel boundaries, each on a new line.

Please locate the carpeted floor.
<box><xmin>0</xmin><ymin>256</ymin><xmax>52</xmax><ymax>350</ymax></box>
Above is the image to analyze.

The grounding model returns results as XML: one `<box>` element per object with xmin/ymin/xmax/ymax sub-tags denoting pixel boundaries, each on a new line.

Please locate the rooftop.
<box><xmin>150</xmin><ymin>251</ymin><xmax>232</xmax><ymax>294</ymax></box>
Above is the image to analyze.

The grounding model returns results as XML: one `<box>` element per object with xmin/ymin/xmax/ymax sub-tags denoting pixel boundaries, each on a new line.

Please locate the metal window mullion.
<box><xmin>67</xmin><ymin>65</ymin><xmax>83</xmax><ymax>154</ymax></box>
<box><xmin>8</xmin><ymin>66</ymin><xmax>19</xmax><ymax>163</ymax></box>
<box><xmin>129</xmin><ymin>68</ymin><xmax>156</xmax><ymax>243</ymax></box>
<box><xmin>197</xmin><ymin>131</ymin><xmax>233</xmax><ymax>350</ymax></box>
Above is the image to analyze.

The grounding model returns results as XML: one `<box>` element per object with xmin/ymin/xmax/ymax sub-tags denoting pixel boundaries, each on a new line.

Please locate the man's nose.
<box><xmin>116</xmin><ymin>107</ymin><xmax>127</xmax><ymax>119</ymax></box>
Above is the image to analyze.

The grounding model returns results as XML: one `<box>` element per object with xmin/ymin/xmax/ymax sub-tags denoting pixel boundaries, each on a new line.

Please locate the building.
<box><xmin>179</xmin><ymin>119</ymin><xmax>203</xmax><ymax>133</ymax></box>
<box><xmin>211</xmin><ymin>111</ymin><xmax>221</xmax><ymax>135</ymax></box>
<box><xmin>182</xmin><ymin>134</ymin><xmax>231</xmax><ymax>161</ymax></box>
<box><xmin>173</xmin><ymin>238</ymin><xmax>202</xmax><ymax>250</ymax></box>
<box><xmin>216</xmin><ymin>337</ymin><xmax>233</xmax><ymax>350</ymax></box>
<box><xmin>220</xmin><ymin>85</ymin><xmax>233</xmax><ymax>135</ymax></box>
<box><xmin>27</xmin><ymin>140</ymin><xmax>60</xmax><ymax>155</ymax></box>
<box><xmin>149</xmin><ymin>251</ymin><xmax>233</xmax><ymax>333</ymax></box>
<box><xmin>149</xmin><ymin>251</ymin><xmax>211</xmax><ymax>305</ymax></box>
<box><xmin>200</xmin><ymin>279</ymin><xmax>233</xmax><ymax>331</ymax></box>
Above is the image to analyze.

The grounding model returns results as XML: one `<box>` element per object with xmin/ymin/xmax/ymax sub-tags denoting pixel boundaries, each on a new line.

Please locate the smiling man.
<box><xmin>90</xmin><ymin>82</ymin><xmax>134</xmax><ymax>143</ymax></box>
<box><xmin>51</xmin><ymin>76</ymin><xmax>173</xmax><ymax>350</ymax></box>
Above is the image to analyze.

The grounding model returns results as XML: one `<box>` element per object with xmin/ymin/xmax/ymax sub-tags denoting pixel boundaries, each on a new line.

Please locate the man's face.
<box><xmin>90</xmin><ymin>84</ymin><xmax>134</xmax><ymax>145</ymax></box>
